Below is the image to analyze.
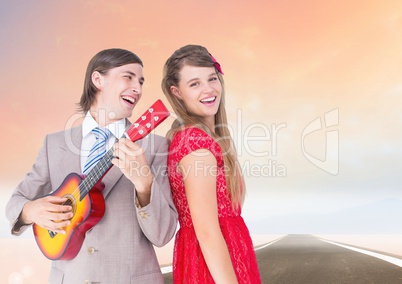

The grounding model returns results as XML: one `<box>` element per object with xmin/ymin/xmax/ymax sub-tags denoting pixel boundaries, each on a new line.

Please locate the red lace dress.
<box><xmin>168</xmin><ymin>127</ymin><xmax>261</xmax><ymax>284</ymax></box>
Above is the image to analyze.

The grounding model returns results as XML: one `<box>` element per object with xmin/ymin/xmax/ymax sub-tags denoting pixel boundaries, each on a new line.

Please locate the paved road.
<box><xmin>257</xmin><ymin>234</ymin><xmax>402</xmax><ymax>284</ymax></box>
<box><xmin>164</xmin><ymin>234</ymin><xmax>402</xmax><ymax>283</ymax></box>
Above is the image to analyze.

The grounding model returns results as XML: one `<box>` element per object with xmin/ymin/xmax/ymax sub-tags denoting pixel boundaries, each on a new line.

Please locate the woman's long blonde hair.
<box><xmin>161</xmin><ymin>44</ymin><xmax>245</xmax><ymax>209</ymax></box>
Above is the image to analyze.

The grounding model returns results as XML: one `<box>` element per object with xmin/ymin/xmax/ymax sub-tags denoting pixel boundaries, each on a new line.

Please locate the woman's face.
<box><xmin>170</xmin><ymin>65</ymin><xmax>222</xmax><ymax>127</ymax></box>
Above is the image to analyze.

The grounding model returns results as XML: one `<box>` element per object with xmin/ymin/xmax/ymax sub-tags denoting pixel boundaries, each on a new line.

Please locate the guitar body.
<box><xmin>33</xmin><ymin>173</ymin><xmax>106</xmax><ymax>260</ymax></box>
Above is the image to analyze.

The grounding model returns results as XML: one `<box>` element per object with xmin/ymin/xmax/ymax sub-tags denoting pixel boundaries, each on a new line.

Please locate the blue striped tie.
<box><xmin>83</xmin><ymin>127</ymin><xmax>111</xmax><ymax>175</ymax></box>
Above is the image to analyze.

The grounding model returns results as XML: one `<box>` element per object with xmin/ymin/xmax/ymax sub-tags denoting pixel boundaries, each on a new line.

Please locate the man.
<box><xmin>5</xmin><ymin>48</ymin><xmax>177</xmax><ymax>283</ymax></box>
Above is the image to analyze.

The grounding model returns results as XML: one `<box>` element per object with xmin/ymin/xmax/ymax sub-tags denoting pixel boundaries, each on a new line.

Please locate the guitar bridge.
<box><xmin>48</xmin><ymin>230</ymin><xmax>57</xmax><ymax>238</ymax></box>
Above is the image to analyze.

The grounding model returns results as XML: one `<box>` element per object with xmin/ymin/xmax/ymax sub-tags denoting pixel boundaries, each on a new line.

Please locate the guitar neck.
<box><xmin>78</xmin><ymin>99</ymin><xmax>170</xmax><ymax>200</ymax></box>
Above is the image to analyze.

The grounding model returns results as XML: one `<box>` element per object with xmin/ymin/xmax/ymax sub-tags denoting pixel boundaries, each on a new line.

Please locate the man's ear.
<box><xmin>170</xmin><ymin>86</ymin><xmax>182</xmax><ymax>100</ymax></box>
<box><xmin>92</xmin><ymin>71</ymin><xmax>103</xmax><ymax>90</ymax></box>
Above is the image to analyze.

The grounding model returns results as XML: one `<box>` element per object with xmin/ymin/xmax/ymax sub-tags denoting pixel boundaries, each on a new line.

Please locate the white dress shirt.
<box><xmin>80</xmin><ymin>112</ymin><xmax>127</xmax><ymax>173</ymax></box>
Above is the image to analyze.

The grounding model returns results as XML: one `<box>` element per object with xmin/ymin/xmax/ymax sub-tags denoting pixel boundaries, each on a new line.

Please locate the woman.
<box><xmin>162</xmin><ymin>45</ymin><xmax>261</xmax><ymax>283</ymax></box>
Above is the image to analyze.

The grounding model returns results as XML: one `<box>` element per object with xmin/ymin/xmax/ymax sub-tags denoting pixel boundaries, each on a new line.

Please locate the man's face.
<box><xmin>91</xmin><ymin>63</ymin><xmax>144</xmax><ymax>125</ymax></box>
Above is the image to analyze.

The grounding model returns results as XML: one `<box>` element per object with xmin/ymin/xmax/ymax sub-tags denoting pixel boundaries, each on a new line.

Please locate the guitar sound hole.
<box><xmin>63</xmin><ymin>194</ymin><xmax>77</xmax><ymax>216</ymax></box>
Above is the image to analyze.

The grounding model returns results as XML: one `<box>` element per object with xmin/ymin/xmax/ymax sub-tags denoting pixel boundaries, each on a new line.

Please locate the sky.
<box><xmin>1</xmin><ymin>0</ymin><xmax>401</xmax><ymax>237</ymax></box>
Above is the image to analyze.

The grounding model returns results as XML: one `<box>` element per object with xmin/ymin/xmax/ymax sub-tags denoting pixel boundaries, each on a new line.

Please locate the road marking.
<box><xmin>161</xmin><ymin>266</ymin><xmax>172</xmax><ymax>274</ymax></box>
<box><xmin>320</xmin><ymin>238</ymin><xmax>402</xmax><ymax>268</ymax></box>
<box><xmin>161</xmin><ymin>235</ymin><xmax>286</xmax><ymax>274</ymax></box>
<box><xmin>255</xmin><ymin>236</ymin><xmax>286</xmax><ymax>251</ymax></box>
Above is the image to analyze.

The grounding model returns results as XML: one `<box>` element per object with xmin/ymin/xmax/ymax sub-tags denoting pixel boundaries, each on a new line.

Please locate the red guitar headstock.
<box><xmin>126</xmin><ymin>100</ymin><xmax>170</xmax><ymax>142</ymax></box>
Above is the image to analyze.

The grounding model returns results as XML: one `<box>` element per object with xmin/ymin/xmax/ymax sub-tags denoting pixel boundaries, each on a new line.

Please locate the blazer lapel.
<box><xmin>59</xmin><ymin>126</ymin><xmax>82</xmax><ymax>175</ymax></box>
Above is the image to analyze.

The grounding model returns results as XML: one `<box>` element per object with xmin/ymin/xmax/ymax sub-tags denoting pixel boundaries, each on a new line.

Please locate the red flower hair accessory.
<box><xmin>209</xmin><ymin>53</ymin><xmax>224</xmax><ymax>75</ymax></box>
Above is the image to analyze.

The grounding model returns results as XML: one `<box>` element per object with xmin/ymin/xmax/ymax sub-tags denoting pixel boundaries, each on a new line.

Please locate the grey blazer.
<box><xmin>6</xmin><ymin>125</ymin><xmax>178</xmax><ymax>284</ymax></box>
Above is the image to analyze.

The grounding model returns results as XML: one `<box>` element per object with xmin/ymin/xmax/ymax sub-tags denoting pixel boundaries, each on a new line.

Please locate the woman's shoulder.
<box><xmin>169</xmin><ymin>126</ymin><xmax>223</xmax><ymax>162</ymax></box>
<box><xmin>171</xmin><ymin>126</ymin><xmax>213</xmax><ymax>145</ymax></box>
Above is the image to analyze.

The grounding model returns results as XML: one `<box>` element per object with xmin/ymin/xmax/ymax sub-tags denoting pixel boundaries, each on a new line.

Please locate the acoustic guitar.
<box><xmin>33</xmin><ymin>100</ymin><xmax>170</xmax><ymax>260</ymax></box>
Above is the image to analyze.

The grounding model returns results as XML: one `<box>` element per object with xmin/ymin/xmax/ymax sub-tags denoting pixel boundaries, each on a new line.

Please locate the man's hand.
<box><xmin>20</xmin><ymin>196</ymin><xmax>73</xmax><ymax>234</ymax></box>
<box><xmin>112</xmin><ymin>138</ymin><xmax>153</xmax><ymax>206</ymax></box>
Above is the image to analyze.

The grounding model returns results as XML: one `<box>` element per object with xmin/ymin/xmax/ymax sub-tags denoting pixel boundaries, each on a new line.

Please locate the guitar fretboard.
<box><xmin>79</xmin><ymin>148</ymin><xmax>114</xmax><ymax>200</ymax></box>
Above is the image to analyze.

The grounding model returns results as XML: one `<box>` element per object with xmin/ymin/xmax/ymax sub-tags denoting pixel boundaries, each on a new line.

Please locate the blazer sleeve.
<box><xmin>5</xmin><ymin>135</ymin><xmax>52</xmax><ymax>236</ymax></box>
<box><xmin>134</xmin><ymin>135</ymin><xmax>178</xmax><ymax>247</ymax></box>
